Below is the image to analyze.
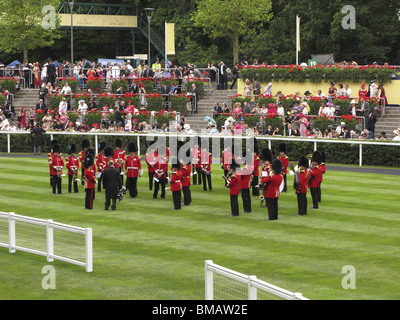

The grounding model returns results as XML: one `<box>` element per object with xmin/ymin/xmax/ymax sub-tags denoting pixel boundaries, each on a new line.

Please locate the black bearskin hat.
<box><xmin>81</xmin><ymin>139</ymin><xmax>90</xmax><ymax>149</ymax></box>
<box><xmin>261</xmin><ymin>148</ymin><xmax>272</xmax><ymax>163</ymax></box>
<box><xmin>271</xmin><ymin>159</ymin><xmax>283</xmax><ymax>174</ymax></box>
<box><xmin>229</xmin><ymin>159</ymin><xmax>240</xmax><ymax>171</ymax></box>
<box><xmin>68</xmin><ymin>144</ymin><xmax>76</xmax><ymax>155</ymax></box>
<box><xmin>86</xmin><ymin>148</ymin><xmax>95</xmax><ymax>157</ymax></box>
<box><xmin>115</xmin><ymin>138</ymin><xmax>122</xmax><ymax>148</ymax></box>
<box><xmin>52</xmin><ymin>144</ymin><xmax>61</xmax><ymax>154</ymax></box>
<box><xmin>279</xmin><ymin>143</ymin><xmax>287</xmax><ymax>153</ymax></box>
<box><xmin>127</xmin><ymin>142</ymin><xmax>138</xmax><ymax>153</ymax></box>
<box><xmin>172</xmin><ymin>162</ymin><xmax>181</xmax><ymax>169</ymax></box>
<box><xmin>104</xmin><ymin>146</ymin><xmax>114</xmax><ymax>158</ymax></box>
<box><xmin>298</xmin><ymin>155</ymin><xmax>309</xmax><ymax>168</ymax></box>
<box><xmin>320</xmin><ymin>151</ymin><xmax>326</xmax><ymax>163</ymax></box>
<box><xmin>50</xmin><ymin>139</ymin><xmax>59</xmax><ymax>150</ymax></box>
<box><xmin>98</xmin><ymin>141</ymin><xmax>106</xmax><ymax>152</ymax></box>
<box><xmin>311</xmin><ymin>151</ymin><xmax>322</xmax><ymax>164</ymax></box>
<box><xmin>84</xmin><ymin>153</ymin><xmax>94</xmax><ymax>169</ymax></box>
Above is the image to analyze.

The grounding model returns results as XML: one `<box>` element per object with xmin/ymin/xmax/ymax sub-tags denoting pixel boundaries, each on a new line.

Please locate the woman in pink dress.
<box><xmin>232</xmin><ymin>102</ymin><xmax>242</xmax><ymax>120</ymax></box>
<box><xmin>267</xmin><ymin>103</ymin><xmax>277</xmax><ymax>115</ymax></box>
<box><xmin>298</xmin><ymin>113</ymin><xmax>308</xmax><ymax>137</ymax></box>
<box><xmin>18</xmin><ymin>107</ymin><xmax>27</xmax><ymax>128</ymax></box>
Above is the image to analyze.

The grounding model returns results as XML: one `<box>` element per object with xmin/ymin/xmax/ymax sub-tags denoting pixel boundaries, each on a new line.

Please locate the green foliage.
<box><xmin>0</xmin><ymin>78</ymin><xmax>19</xmax><ymax>95</ymax></box>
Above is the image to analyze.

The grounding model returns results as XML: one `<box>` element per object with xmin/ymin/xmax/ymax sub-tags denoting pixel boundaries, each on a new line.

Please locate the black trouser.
<box><xmin>230</xmin><ymin>77</ymin><xmax>237</xmax><ymax>89</ymax></box>
<box><xmin>310</xmin><ymin>187</ymin><xmax>319</xmax><ymax>209</ymax></box>
<box><xmin>172</xmin><ymin>190</ymin><xmax>181</xmax><ymax>210</ymax></box>
<box><xmin>182</xmin><ymin>186</ymin><xmax>191</xmax><ymax>205</ymax></box>
<box><xmin>318</xmin><ymin>182</ymin><xmax>322</xmax><ymax>202</ymax></box>
<box><xmin>85</xmin><ymin>188</ymin><xmax>94</xmax><ymax>209</ymax></box>
<box><xmin>81</xmin><ymin>168</ymin><xmax>85</xmax><ymax>186</ymax></box>
<box><xmin>267</xmin><ymin>198</ymin><xmax>278</xmax><ymax>220</ymax></box>
<box><xmin>153</xmin><ymin>178</ymin><xmax>167</xmax><ymax>198</ymax></box>
<box><xmin>192</xmin><ymin>167</ymin><xmax>202</xmax><ymax>185</ymax></box>
<box><xmin>251</xmin><ymin>176</ymin><xmax>259</xmax><ymax>196</ymax></box>
<box><xmin>68</xmin><ymin>174</ymin><xmax>79</xmax><ymax>193</ymax></box>
<box><xmin>202</xmin><ymin>172</ymin><xmax>212</xmax><ymax>191</ymax></box>
<box><xmin>148</xmin><ymin>172</ymin><xmax>154</xmax><ymax>190</ymax></box>
<box><xmin>105</xmin><ymin>196</ymin><xmax>117</xmax><ymax>210</ymax></box>
<box><xmin>297</xmin><ymin>193</ymin><xmax>307</xmax><ymax>215</ymax></box>
<box><xmin>52</xmin><ymin>175</ymin><xmax>62</xmax><ymax>194</ymax></box>
<box><xmin>126</xmin><ymin>177</ymin><xmax>138</xmax><ymax>198</ymax></box>
<box><xmin>97</xmin><ymin>173</ymin><xmax>103</xmax><ymax>192</ymax></box>
<box><xmin>282</xmin><ymin>174</ymin><xmax>287</xmax><ymax>192</ymax></box>
<box><xmin>50</xmin><ymin>174</ymin><xmax>53</xmax><ymax>187</ymax></box>
<box><xmin>223</xmin><ymin>170</ymin><xmax>229</xmax><ymax>186</ymax></box>
<box><xmin>230</xmin><ymin>195</ymin><xmax>239</xmax><ymax>216</ymax></box>
<box><xmin>241</xmin><ymin>188</ymin><xmax>251</xmax><ymax>213</ymax></box>
<box><xmin>34</xmin><ymin>146</ymin><xmax>41</xmax><ymax>155</ymax></box>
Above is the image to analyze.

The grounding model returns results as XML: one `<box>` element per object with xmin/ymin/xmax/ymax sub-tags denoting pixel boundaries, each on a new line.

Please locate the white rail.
<box><xmin>0</xmin><ymin>211</ymin><xmax>93</xmax><ymax>272</ymax></box>
<box><xmin>205</xmin><ymin>260</ymin><xmax>308</xmax><ymax>300</ymax></box>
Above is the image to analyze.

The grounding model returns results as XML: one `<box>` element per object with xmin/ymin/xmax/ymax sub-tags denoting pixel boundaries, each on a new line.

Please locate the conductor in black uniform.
<box><xmin>30</xmin><ymin>122</ymin><xmax>46</xmax><ymax>155</ymax></box>
<box><xmin>103</xmin><ymin>160</ymin><xmax>122</xmax><ymax>211</ymax></box>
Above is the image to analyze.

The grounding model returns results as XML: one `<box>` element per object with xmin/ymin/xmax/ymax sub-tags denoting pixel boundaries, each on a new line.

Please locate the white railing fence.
<box><xmin>0</xmin><ymin>211</ymin><xmax>93</xmax><ymax>272</ymax></box>
<box><xmin>205</xmin><ymin>260</ymin><xmax>308</xmax><ymax>300</ymax></box>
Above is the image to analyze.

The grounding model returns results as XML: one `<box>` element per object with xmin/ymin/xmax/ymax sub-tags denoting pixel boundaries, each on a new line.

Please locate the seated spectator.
<box><xmin>59</xmin><ymin>111</ymin><xmax>69</xmax><ymax>130</ymax></box>
<box><xmin>324</xmin><ymin>128</ymin><xmax>333</xmax><ymax>138</ymax></box>
<box><xmin>348</xmin><ymin>100</ymin><xmax>357</xmax><ymax>116</ymax></box>
<box><xmin>242</xmin><ymin>101</ymin><xmax>252</xmax><ymax>114</ymax></box>
<box><xmin>259</xmin><ymin>104</ymin><xmax>268</xmax><ymax>115</ymax></box>
<box><xmin>213</xmin><ymin>102</ymin><xmax>222</xmax><ymax>120</ymax></box>
<box><xmin>54</xmin><ymin>119</ymin><xmax>63</xmax><ymax>131</ymax></box>
<box><xmin>221</xmin><ymin>102</ymin><xmax>230</xmax><ymax>114</ymax></box>
<box><xmin>267</xmin><ymin>103</ymin><xmax>276</xmax><ymax>115</ymax></box>
<box><xmin>392</xmin><ymin>129</ymin><xmax>400</xmax><ymax>141</ymax></box>
<box><xmin>77</xmin><ymin>121</ymin><xmax>90</xmax><ymax>132</ymax></box>
<box><xmin>65</xmin><ymin>121</ymin><xmax>75</xmax><ymax>132</ymax></box>
<box><xmin>377</xmin><ymin>131</ymin><xmax>387</xmax><ymax>140</ymax></box>
<box><xmin>339</xmin><ymin>126</ymin><xmax>351</xmax><ymax>139</ymax></box>
<box><xmin>233</xmin><ymin>121</ymin><xmax>243</xmax><ymax>135</ymax></box>
<box><xmin>264</xmin><ymin>125</ymin><xmax>274</xmax><ymax>136</ymax></box>
<box><xmin>312</xmin><ymin>128</ymin><xmax>322</xmax><ymax>138</ymax></box>
<box><xmin>232</xmin><ymin>102</ymin><xmax>242</xmax><ymax>118</ymax></box>
<box><xmin>252</xmin><ymin>103</ymin><xmax>261</xmax><ymax>115</ymax></box>
<box><xmin>60</xmin><ymin>82</ymin><xmax>72</xmax><ymax>95</ymax></box>
<box><xmin>272</xmin><ymin>127</ymin><xmax>281</xmax><ymax>136</ymax></box>
<box><xmin>208</xmin><ymin>123</ymin><xmax>218</xmax><ymax>134</ymax></box>
<box><xmin>276</xmin><ymin>103</ymin><xmax>284</xmax><ymax>117</ymax></box>
<box><xmin>293</xmin><ymin>129</ymin><xmax>301</xmax><ymax>136</ymax></box>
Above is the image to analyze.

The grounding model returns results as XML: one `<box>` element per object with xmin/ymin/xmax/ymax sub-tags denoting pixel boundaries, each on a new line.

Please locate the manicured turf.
<box><xmin>0</xmin><ymin>156</ymin><xmax>399</xmax><ymax>300</ymax></box>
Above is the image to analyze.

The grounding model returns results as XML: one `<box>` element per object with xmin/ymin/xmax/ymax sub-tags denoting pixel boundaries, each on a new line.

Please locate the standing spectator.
<box><xmin>59</xmin><ymin>97</ymin><xmax>68</xmax><ymax>113</ymax></box>
<box><xmin>252</xmin><ymin>78</ymin><xmax>261</xmax><ymax>97</ymax></box>
<box><xmin>230</xmin><ymin>63</ymin><xmax>239</xmax><ymax>90</ymax></box>
<box><xmin>30</xmin><ymin>122</ymin><xmax>46</xmax><ymax>155</ymax></box>
<box><xmin>60</xmin><ymin>82</ymin><xmax>72</xmax><ymax>95</ymax></box>
<box><xmin>366</xmin><ymin>109</ymin><xmax>377</xmax><ymax>139</ymax></box>
<box><xmin>103</xmin><ymin>160</ymin><xmax>122</xmax><ymax>211</ymax></box>
<box><xmin>378</xmin><ymin>83</ymin><xmax>388</xmax><ymax>105</ymax></box>
<box><xmin>32</xmin><ymin>63</ymin><xmax>42</xmax><ymax>89</ymax></box>
<box><xmin>27</xmin><ymin>107</ymin><xmax>37</xmax><ymax>124</ymax></box>
<box><xmin>358</xmin><ymin>83</ymin><xmax>368</xmax><ymax>100</ymax></box>
<box><xmin>345</xmin><ymin>84</ymin><xmax>352</xmax><ymax>97</ymax></box>
<box><xmin>369</xmin><ymin>81</ymin><xmax>378</xmax><ymax>98</ymax></box>
<box><xmin>217</xmin><ymin>61</ymin><xmax>227</xmax><ymax>90</ymax></box>
<box><xmin>46</xmin><ymin>60</ymin><xmax>56</xmax><ymax>86</ymax></box>
<box><xmin>207</xmin><ymin>62</ymin><xmax>217</xmax><ymax>90</ymax></box>
<box><xmin>18</xmin><ymin>107</ymin><xmax>27</xmax><ymax>128</ymax></box>
<box><xmin>243</xmin><ymin>79</ymin><xmax>252</xmax><ymax>96</ymax></box>
<box><xmin>263</xmin><ymin>83</ymin><xmax>272</xmax><ymax>96</ymax></box>
<box><xmin>328</xmin><ymin>81</ymin><xmax>337</xmax><ymax>100</ymax></box>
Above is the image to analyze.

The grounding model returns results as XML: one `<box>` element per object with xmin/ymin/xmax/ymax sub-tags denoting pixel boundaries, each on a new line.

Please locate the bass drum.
<box><xmin>293</xmin><ymin>172</ymin><xmax>300</xmax><ymax>190</ymax></box>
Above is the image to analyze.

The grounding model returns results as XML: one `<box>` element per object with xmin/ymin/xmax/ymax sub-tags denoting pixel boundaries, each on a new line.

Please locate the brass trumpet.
<box><xmin>259</xmin><ymin>195</ymin><xmax>265</xmax><ymax>207</ymax></box>
<box><xmin>222</xmin><ymin>171</ymin><xmax>234</xmax><ymax>183</ymax></box>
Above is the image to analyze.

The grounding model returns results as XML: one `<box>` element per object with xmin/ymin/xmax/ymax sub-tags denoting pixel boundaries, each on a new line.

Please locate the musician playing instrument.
<box><xmin>221</xmin><ymin>145</ymin><xmax>232</xmax><ymax>186</ymax></box>
<box><xmin>66</xmin><ymin>144</ymin><xmax>79</xmax><ymax>193</ymax></box>
<box><xmin>295</xmin><ymin>156</ymin><xmax>311</xmax><ymax>216</ymax></box>
<box><xmin>259</xmin><ymin>148</ymin><xmax>273</xmax><ymax>208</ymax></box>
<box><xmin>79</xmin><ymin>139</ymin><xmax>90</xmax><ymax>186</ymax></box>
<box><xmin>84</xmin><ymin>153</ymin><xmax>96</xmax><ymax>210</ymax></box>
<box><xmin>308</xmin><ymin>151</ymin><xmax>322</xmax><ymax>209</ymax></box>
<box><xmin>145</xmin><ymin>141</ymin><xmax>157</xmax><ymax>191</ymax></box>
<box><xmin>49</xmin><ymin>144</ymin><xmax>64</xmax><ymax>194</ymax></box>
<box><xmin>318</xmin><ymin>151</ymin><xmax>326</xmax><ymax>203</ymax></box>
<box><xmin>125</xmin><ymin>142</ymin><xmax>141</xmax><ymax>198</ymax></box>
<box><xmin>200</xmin><ymin>147</ymin><xmax>212</xmax><ymax>192</ymax></box>
<box><xmin>251</xmin><ymin>145</ymin><xmax>260</xmax><ymax>196</ymax></box>
<box><xmin>261</xmin><ymin>159</ymin><xmax>283</xmax><ymax>221</ymax></box>
<box><xmin>113</xmin><ymin>138</ymin><xmax>126</xmax><ymax>184</ymax></box>
<box><xmin>191</xmin><ymin>141</ymin><xmax>202</xmax><ymax>185</ymax></box>
<box><xmin>226</xmin><ymin>161</ymin><xmax>241</xmax><ymax>217</ymax></box>
<box><xmin>96</xmin><ymin>142</ymin><xmax>107</xmax><ymax>192</ymax></box>
<box><xmin>170</xmin><ymin>162</ymin><xmax>182</xmax><ymax>210</ymax></box>
<box><xmin>239</xmin><ymin>163</ymin><xmax>253</xmax><ymax>213</ymax></box>
<box><xmin>277</xmin><ymin>143</ymin><xmax>289</xmax><ymax>193</ymax></box>
<box><xmin>153</xmin><ymin>153</ymin><xmax>168</xmax><ymax>199</ymax></box>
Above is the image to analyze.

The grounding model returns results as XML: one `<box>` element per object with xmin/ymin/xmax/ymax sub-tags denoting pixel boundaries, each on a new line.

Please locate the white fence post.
<box><xmin>85</xmin><ymin>228</ymin><xmax>93</xmax><ymax>272</ymax></box>
<box><xmin>8</xmin><ymin>212</ymin><xmax>15</xmax><ymax>253</ymax></box>
<box><xmin>7</xmin><ymin>133</ymin><xmax>11</xmax><ymax>154</ymax></box>
<box><xmin>205</xmin><ymin>260</ymin><xmax>214</xmax><ymax>300</ymax></box>
<box><xmin>248</xmin><ymin>275</ymin><xmax>257</xmax><ymax>300</ymax></box>
<box><xmin>46</xmin><ymin>219</ymin><xmax>54</xmax><ymax>262</ymax></box>
<box><xmin>359</xmin><ymin>144</ymin><xmax>363</xmax><ymax>167</ymax></box>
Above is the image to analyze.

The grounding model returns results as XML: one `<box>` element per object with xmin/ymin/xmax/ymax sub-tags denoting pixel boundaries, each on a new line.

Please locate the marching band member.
<box><xmin>145</xmin><ymin>141</ymin><xmax>157</xmax><ymax>190</ymax></box>
<box><xmin>262</xmin><ymin>159</ymin><xmax>283</xmax><ymax>221</ymax></box>
<box><xmin>226</xmin><ymin>161</ymin><xmax>241</xmax><ymax>217</ymax></box>
<box><xmin>309</xmin><ymin>151</ymin><xmax>322</xmax><ymax>209</ymax></box>
<box><xmin>259</xmin><ymin>148</ymin><xmax>272</xmax><ymax>208</ymax></box>
<box><xmin>170</xmin><ymin>162</ymin><xmax>182</xmax><ymax>210</ymax></box>
<box><xmin>200</xmin><ymin>142</ymin><xmax>212</xmax><ymax>192</ymax></box>
<box><xmin>221</xmin><ymin>143</ymin><xmax>232</xmax><ymax>186</ymax></box>
<box><xmin>96</xmin><ymin>142</ymin><xmax>107</xmax><ymax>192</ymax></box>
<box><xmin>66</xmin><ymin>143</ymin><xmax>79</xmax><ymax>193</ymax></box>
<box><xmin>104</xmin><ymin>146</ymin><xmax>114</xmax><ymax>167</ymax></box>
<box><xmin>49</xmin><ymin>144</ymin><xmax>64</xmax><ymax>194</ymax></box>
<box><xmin>114</xmin><ymin>138</ymin><xmax>126</xmax><ymax>184</ymax></box>
<box><xmin>296</xmin><ymin>156</ymin><xmax>311</xmax><ymax>216</ymax></box>
<box><xmin>191</xmin><ymin>137</ymin><xmax>202</xmax><ymax>185</ymax></box>
<box><xmin>277</xmin><ymin>143</ymin><xmax>289</xmax><ymax>192</ymax></box>
<box><xmin>153</xmin><ymin>152</ymin><xmax>168</xmax><ymax>199</ymax></box>
<box><xmin>239</xmin><ymin>156</ymin><xmax>252</xmax><ymax>213</ymax></box>
<box><xmin>48</xmin><ymin>139</ymin><xmax>59</xmax><ymax>188</ymax></box>
<box><xmin>84</xmin><ymin>153</ymin><xmax>96</xmax><ymax>210</ymax></box>
<box><xmin>318</xmin><ymin>151</ymin><xmax>326</xmax><ymax>202</ymax></box>
<box><xmin>251</xmin><ymin>141</ymin><xmax>260</xmax><ymax>196</ymax></box>
<box><xmin>181</xmin><ymin>150</ymin><xmax>192</xmax><ymax>206</ymax></box>
<box><xmin>79</xmin><ymin>139</ymin><xmax>90</xmax><ymax>186</ymax></box>
<box><xmin>125</xmin><ymin>142</ymin><xmax>141</xmax><ymax>198</ymax></box>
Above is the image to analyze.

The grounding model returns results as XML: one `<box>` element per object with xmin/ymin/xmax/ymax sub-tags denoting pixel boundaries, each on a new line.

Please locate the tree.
<box><xmin>192</xmin><ymin>0</ymin><xmax>273</xmax><ymax>64</ymax></box>
<box><xmin>0</xmin><ymin>0</ymin><xmax>61</xmax><ymax>62</ymax></box>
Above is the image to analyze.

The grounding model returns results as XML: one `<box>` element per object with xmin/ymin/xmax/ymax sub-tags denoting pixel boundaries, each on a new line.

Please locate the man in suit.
<box><xmin>38</xmin><ymin>84</ymin><xmax>49</xmax><ymax>104</ymax></box>
<box><xmin>36</xmin><ymin>99</ymin><xmax>47</xmax><ymax>111</ymax></box>
<box><xmin>160</xmin><ymin>83</ymin><xmax>170</xmax><ymax>110</ymax></box>
<box><xmin>218</xmin><ymin>61</ymin><xmax>227</xmax><ymax>90</ymax></box>
<box><xmin>103</xmin><ymin>160</ymin><xmax>122</xmax><ymax>211</ymax></box>
<box><xmin>357</xmin><ymin>97</ymin><xmax>370</xmax><ymax>118</ymax></box>
<box><xmin>286</xmin><ymin>123</ymin><xmax>294</xmax><ymax>137</ymax></box>
<box><xmin>142</xmin><ymin>65</ymin><xmax>154</xmax><ymax>78</ymax></box>
<box><xmin>30</xmin><ymin>122</ymin><xmax>46</xmax><ymax>155</ymax></box>
<box><xmin>190</xmin><ymin>83</ymin><xmax>199</xmax><ymax>113</ymax></box>
<box><xmin>130</xmin><ymin>80</ymin><xmax>140</xmax><ymax>94</ymax></box>
<box><xmin>46</xmin><ymin>60</ymin><xmax>56</xmax><ymax>86</ymax></box>
<box><xmin>114</xmin><ymin>105</ymin><xmax>123</xmax><ymax>127</ymax></box>
<box><xmin>366</xmin><ymin>110</ymin><xmax>377</xmax><ymax>139</ymax></box>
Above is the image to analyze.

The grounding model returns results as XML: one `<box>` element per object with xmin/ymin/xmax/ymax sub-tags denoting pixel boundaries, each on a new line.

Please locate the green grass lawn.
<box><xmin>0</xmin><ymin>156</ymin><xmax>399</xmax><ymax>300</ymax></box>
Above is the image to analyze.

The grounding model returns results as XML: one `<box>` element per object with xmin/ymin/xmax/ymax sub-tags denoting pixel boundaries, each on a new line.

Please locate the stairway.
<box><xmin>13</xmin><ymin>89</ymin><xmax>40</xmax><ymax>113</ymax></box>
<box><xmin>185</xmin><ymin>89</ymin><xmax>237</xmax><ymax>133</ymax></box>
<box><xmin>374</xmin><ymin>107</ymin><xmax>400</xmax><ymax>139</ymax></box>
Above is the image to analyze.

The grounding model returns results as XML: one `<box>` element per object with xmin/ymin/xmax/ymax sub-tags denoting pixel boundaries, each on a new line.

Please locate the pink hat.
<box><xmin>299</xmin><ymin>113</ymin><xmax>304</xmax><ymax>117</ymax></box>
<box><xmin>326</xmin><ymin>102</ymin><xmax>333</xmax><ymax>106</ymax></box>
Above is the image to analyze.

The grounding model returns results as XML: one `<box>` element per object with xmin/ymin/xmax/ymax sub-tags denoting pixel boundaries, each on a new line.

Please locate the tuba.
<box><xmin>290</xmin><ymin>162</ymin><xmax>300</xmax><ymax>190</ymax></box>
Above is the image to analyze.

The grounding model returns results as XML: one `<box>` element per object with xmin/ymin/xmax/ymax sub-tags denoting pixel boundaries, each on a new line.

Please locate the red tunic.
<box><xmin>191</xmin><ymin>148</ymin><xmax>201</xmax><ymax>169</ymax></box>
<box><xmin>96</xmin><ymin>153</ymin><xmax>107</xmax><ymax>173</ymax></box>
<box><xmin>146</xmin><ymin>151</ymin><xmax>157</xmax><ymax>173</ymax></box>
<box><xmin>239</xmin><ymin>165</ymin><xmax>252</xmax><ymax>190</ymax></box>
<box><xmin>84</xmin><ymin>167</ymin><xmax>96</xmax><ymax>189</ymax></box>
<box><xmin>113</xmin><ymin>149</ymin><xmax>125</xmax><ymax>170</ymax></box>
<box><xmin>278</xmin><ymin>155</ymin><xmax>289</xmax><ymax>175</ymax></box>
<box><xmin>222</xmin><ymin>150</ymin><xmax>232</xmax><ymax>170</ymax></box>
<box><xmin>49</xmin><ymin>154</ymin><xmax>64</xmax><ymax>176</ymax></box>
<box><xmin>252</xmin><ymin>154</ymin><xmax>260</xmax><ymax>177</ymax></box>
<box><xmin>66</xmin><ymin>155</ymin><xmax>79</xmax><ymax>175</ymax></box>
<box><xmin>154</xmin><ymin>158</ymin><xmax>168</xmax><ymax>180</ymax></box>
<box><xmin>227</xmin><ymin>175</ymin><xmax>240</xmax><ymax>196</ymax></box>
<box><xmin>296</xmin><ymin>169</ymin><xmax>310</xmax><ymax>194</ymax></box>
<box><xmin>170</xmin><ymin>170</ymin><xmax>182</xmax><ymax>191</ymax></box>
<box><xmin>125</xmin><ymin>155</ymin><xmax>141</xmax><ymax>178</ymax></box>
<box><xmin>200</xmin><ymin>151</ymin><xmax>212</xmax><ymax>172</ymax></box>
<box><xmin>308</xmin><ymin>166</ymin><xmax>321</xmax><ymax>188</ymax></box>
<box><xmin>320</xmin><ymin>163</ymin><xmax>326</xmax><ymax>182</ymax></box>
<box><xmin>263</xmin><ymin>174</ymin><xmax>283</xmax><ymax>199</ymax></box>
<box><xmin>181</xmin><ymin>164</ymin><xmax>191</xmax><ymax>187</ymax></box>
